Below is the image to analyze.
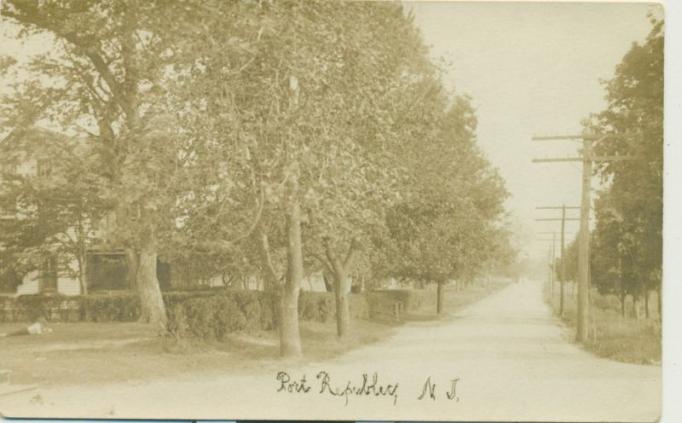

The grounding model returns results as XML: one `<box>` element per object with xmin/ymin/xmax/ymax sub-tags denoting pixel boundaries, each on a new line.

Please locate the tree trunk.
<box><xmin>76</xmin><ymin>214</ymin><xmax>88</xmax><ymax>296</ymax></box>
<box><xmin>125</xmin><ymin>248</ymin><xmax>139</xmax><ymax>290</ymax></box>
<box><xmin>333</xmin><ymin>270</ymin><xmax>351</xmax><ymax>338</ymax></box>
<box><xmin>634</xmin><ymin>295</ymin><xmax>642</xmax><ymax>320</ymax></box>
<box><xmin>78</xmin><ymin>253</ymin><xmax>88</xmax><ymax>296</ymax></box>
<box><xmin>436</xmin><ymin>281</ymin><xmax>444</xmax><ymax>314</ymax></box>
<box><xmin>657</xmin><ymin>286</ymin><xmax>662</xmax><ymax>323</ymax></box>
<box><xmin>136</xmin><ymin>235</ymin><xmax>167</xmax><ymax>332</ymax></box>
<box><xmin>280</xmin><ymin>190</ymin><xmax>303</xmax><ymax>358</ymax></box>
<box><xmin>256</xmin><ymin>226</ymin><xmax>279</xmax><ymax>292</ymax></box>
<box><xmin>322</xmin><ymin>238</ymin><xmax>358</xmax><ymax>338</ymax></box>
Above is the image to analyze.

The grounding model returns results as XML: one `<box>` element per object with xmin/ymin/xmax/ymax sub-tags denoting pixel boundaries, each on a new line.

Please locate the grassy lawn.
<box><xmin>544</xmin><ymin>281</ymin><xmax>661</xmax><ymax>365</ymax></box>
<box><xmin>0</xmin><ymin>280</ymin><xmax>509</xmax><ymax>387</ymax></box>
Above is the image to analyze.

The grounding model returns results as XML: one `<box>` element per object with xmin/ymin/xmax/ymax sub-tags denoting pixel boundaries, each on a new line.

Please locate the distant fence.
<box><xmin>366</xmin><ymin>289</ymin><xmax>434</xmax><ymax>322</ymax></box>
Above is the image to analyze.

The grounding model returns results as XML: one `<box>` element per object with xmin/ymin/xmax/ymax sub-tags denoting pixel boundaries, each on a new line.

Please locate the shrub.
<box><xmin>299</xmin><ymin>292</ymin><xmax>334</xmax><ymax>322</ymax></box>
<box><xmin>258</xmin><ymin>291</ymin><xmax>278</xmax><ymax>330</ymax></box>
<box><xmin>0</xmin><ymin>295</ymin><xmax>85</xmax><ymax>322</ymax></box>
<box><xmin>349</xmin><ymin>294</ymin><xmax>369</xmax><ymax>319</ymax></box>
<box><xmin>232</xmin><ymin>290</ymin><xmax>263</xmax><ymax>331</ymax></box>
<box><xmin>81</xmin><ymin>294</ymin><xmax>140</xmax><ymax>322</ymax></box>
<box><xmin>166</xmin><ymin>291</ymin><xmax>264</xmax><ymax>341</ymax></box>
<box><xmin>1</xmin><ymin>287</ymin><xmax>416</xmax><ymax>341</ymax></box>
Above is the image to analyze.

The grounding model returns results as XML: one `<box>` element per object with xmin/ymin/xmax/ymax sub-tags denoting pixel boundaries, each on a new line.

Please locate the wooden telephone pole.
<box><xmin>532</xmin><ymin>132</ymin><xmax>632</xmax><ymax>343</ymax></box>
<box><xmin>536</xmin><ymin>206</ymin><xmax>579</xmax><ymax>316</ymax></box>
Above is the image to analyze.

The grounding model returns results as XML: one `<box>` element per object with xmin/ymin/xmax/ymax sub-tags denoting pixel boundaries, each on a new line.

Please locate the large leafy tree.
<box><xmin>0</xmin><ymin>128</ymin><xmax>109</xmax><ymax>294</ymax></box>
<box><xmin>0</xmin><ymin>0</ymin><xmax>224</xmax><ymax>329</ymax></box>
<box><xmin>590</xmin><ymin>16</ymin><xmax>663</xmax><ymax>317</ymax></box>
<box><xmin>184</xmin><ymin>0</ymin><xmax>447</xmax><ymax>348</ymax></box>
<box><xmin>300</xmin><ymin>3</ymin><xmax>437</xmax><ymax>338</ymax></box>
<box><xmin>385</xmin><ymin>93</ymin><xmax>510</xmax><ymax>313</ymax></box>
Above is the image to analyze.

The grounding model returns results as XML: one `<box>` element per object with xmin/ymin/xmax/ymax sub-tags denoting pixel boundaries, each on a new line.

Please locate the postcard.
<box><xmin>0</xmin><ymin>1</ymin><xmax>664</xmax><ymax>421</ymax></box>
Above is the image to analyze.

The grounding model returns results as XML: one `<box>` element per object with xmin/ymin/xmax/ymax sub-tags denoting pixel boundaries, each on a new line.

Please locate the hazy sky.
<box><xmin>407</xmin><ymin>1</ymin><xmax>659</xmax><ymax>258</ymax></box>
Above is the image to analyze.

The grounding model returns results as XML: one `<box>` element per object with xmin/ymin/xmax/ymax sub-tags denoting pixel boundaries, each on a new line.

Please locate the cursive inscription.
<box><xmin>276</xmin><ymin>371</ymin><xmax>461</xmax><ymax>405</ymax></box>
<box><xmin>417</xmin><ymin>376</ymin><xmax>460</xmax><ymax>402</ymax></box>
<box><xmin>276</xmin><ymin>371</ymin><xmax>399</xmax><ymax>406</ymax></box>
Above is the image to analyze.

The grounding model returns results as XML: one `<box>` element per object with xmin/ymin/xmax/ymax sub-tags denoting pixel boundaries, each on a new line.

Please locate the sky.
<box><xmin>407</xmin><ymin>1</ymin><xmax>660</xmax><ymax>259</ymax></box>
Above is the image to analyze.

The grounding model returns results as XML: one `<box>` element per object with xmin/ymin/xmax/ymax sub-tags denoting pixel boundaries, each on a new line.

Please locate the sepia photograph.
<box><xmin>0</xmin><ymin>0</ymin><xmax>667</xmax><ymax>421</ymax></box>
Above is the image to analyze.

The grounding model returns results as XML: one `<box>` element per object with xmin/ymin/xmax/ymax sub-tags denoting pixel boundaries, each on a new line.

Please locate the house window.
<box><xmin>85</xmin><ymin>251</ymin><xmax>172</xmax><ymax>292</ymax></box>
<box><xmin>86</xmin><ymin>252</ymin><xmax>129</xmax><ymax>291</ymax></box>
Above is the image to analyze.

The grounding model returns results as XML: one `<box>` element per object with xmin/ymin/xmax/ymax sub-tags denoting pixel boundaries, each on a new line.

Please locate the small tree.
<box><xmin>0</xmin><ymin>128</ymin><xmax>110</xmax><ymax>294</ymax></box>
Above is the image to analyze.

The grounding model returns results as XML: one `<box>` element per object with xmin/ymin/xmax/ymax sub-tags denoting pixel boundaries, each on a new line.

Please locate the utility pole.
<box><xmin>577</xmin><ymin>137</ymin><xmax>592</xmax><ymax>342</ymax></box>
<box><xmin>560</xmin><ymin>205</ymin><xmax>566</xmax><ymax>316</ymax></box>
<box><xmin>549</xmin><ymin>241</ymin><xmax>554</xmax><ymax>296</ymax></box>
<box><xmin>536</xmin><ymin>206</ymin><xmax>579</xmax><ymax>316</ymax></box>
<box><xmin>532</xmin><ymin>132</ymin><xmax>632</xmax><ymax>343</ymax></box>
<box><xmin>538</xmin><ymin>232</ymin><xmax>557</xmax><ymax>297</ymax></box>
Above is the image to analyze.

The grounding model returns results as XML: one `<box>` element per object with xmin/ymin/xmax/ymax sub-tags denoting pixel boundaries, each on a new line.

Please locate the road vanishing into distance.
<box><xmin>1</xmin><ymin>279</ymin><xmax>660</xmax><ymax>422</ymax></box>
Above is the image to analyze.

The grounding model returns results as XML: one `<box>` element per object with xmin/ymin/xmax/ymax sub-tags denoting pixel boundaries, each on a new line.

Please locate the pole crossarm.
<box><xmin>531</xmin><ymin>131</ymin><xmax>631</xmax><ymax>342</ymax></box>
<box><xmin>536</xmin><ymin>206</ymin><xmax>580</xmax><ymax>210</ymax></box>
<box><xmin>532</xmin><ymin>134</ymin><xmax>602</xmax><ymax>141</ymax></box>
<box><xmin>532</xmin><ymin>133</ymin><xmax>644</xmax><ymax>142</ymax></box>
<box><xmin>531</xmin><ymin>134</ymin><xmax>601</xmax><ymax>141</ymax></box>
<box><xmin>535</xmin><ymin>218</ymin><xmax>581</xmax><ymax>221</ymax></box>
<box><xmin>592</xmin><ymin>156</ymin><xmax>636</xmax><ymax>162</ymax></box>
<box><xmin>533</xmin><ymin>156</ymin><xmax>635</xmax><ymax>163</ymax></box>
<box><xmin>532</xmin><ymin>157</ymin><xmax>582</xmax><ymax>163</ymax></box>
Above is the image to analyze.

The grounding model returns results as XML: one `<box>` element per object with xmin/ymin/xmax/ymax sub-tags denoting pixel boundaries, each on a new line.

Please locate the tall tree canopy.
<box><xmin>1</xmin><ymin>0</ymin><xmax>515</xmax><ymax>356</ymax></box>
<box><xmin>589</xmin><ymin>16</ymin><xmax>663</xmax><ymax>309</ymax></box>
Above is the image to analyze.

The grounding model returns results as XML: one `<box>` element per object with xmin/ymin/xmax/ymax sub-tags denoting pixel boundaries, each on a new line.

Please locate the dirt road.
<box><xmin>0</xmin><ymin>279</ymin><xmax>660</xmax><ymax>421</ymax></box>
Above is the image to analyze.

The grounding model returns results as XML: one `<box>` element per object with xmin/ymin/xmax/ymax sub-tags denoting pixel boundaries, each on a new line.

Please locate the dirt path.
<box><xmin>0</xmin><ymin>279</ymin><xmax>660</xmax><ymax>421</ymax></box>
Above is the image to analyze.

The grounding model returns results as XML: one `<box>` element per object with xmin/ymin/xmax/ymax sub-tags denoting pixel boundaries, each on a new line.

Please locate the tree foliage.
<box><xmin>589</xmin><ymin>17</ymin><xmax>663</xmax><ymax>300</ymax></box>
<box><xmin>1</xmin><ymin>1</ymin><xmax>516</xmax><ymax>350</ymax></box>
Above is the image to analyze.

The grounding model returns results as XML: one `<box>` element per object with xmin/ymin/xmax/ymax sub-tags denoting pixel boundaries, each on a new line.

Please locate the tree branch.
<box><xmin>306</xmin><ymin>247</ymin><xmax>334</xmax><ymax>275</ymax></box>
<box><xmin>343</xmin><ymin>237</ymin><xmax>360</xmax><ymax>269</ymax></box>
<box><xmin>257</xmin><ymin>225</ymin><xmax>281</xmax><ymax>288</ymax></box>
<box><xmin>2</xmin><ymin>1</ymin><xmax>133</xmax><ymax>118</ymax></box>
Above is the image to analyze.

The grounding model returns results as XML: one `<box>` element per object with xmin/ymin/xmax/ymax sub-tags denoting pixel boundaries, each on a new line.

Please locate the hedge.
<box><xmin>0</xmin><ymin>290</ymin><xmax>370</xmax><ymax>337</ymax></box>
<box><xmin>0</xmin><ymin>295</ymin><xmax>84</xmax><ymax>323</ymax></box>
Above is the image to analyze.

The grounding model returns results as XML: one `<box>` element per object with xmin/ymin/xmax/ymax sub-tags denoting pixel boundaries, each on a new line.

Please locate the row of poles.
<box><xmin>537</xmin><ymin>205</ymin><xmax>578</xmax><ymax>318</ymax></box>
<box><xmin>532</xmin><ymin>132</ymin><xmax>633</xmax><ymax>343</ymax></box>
